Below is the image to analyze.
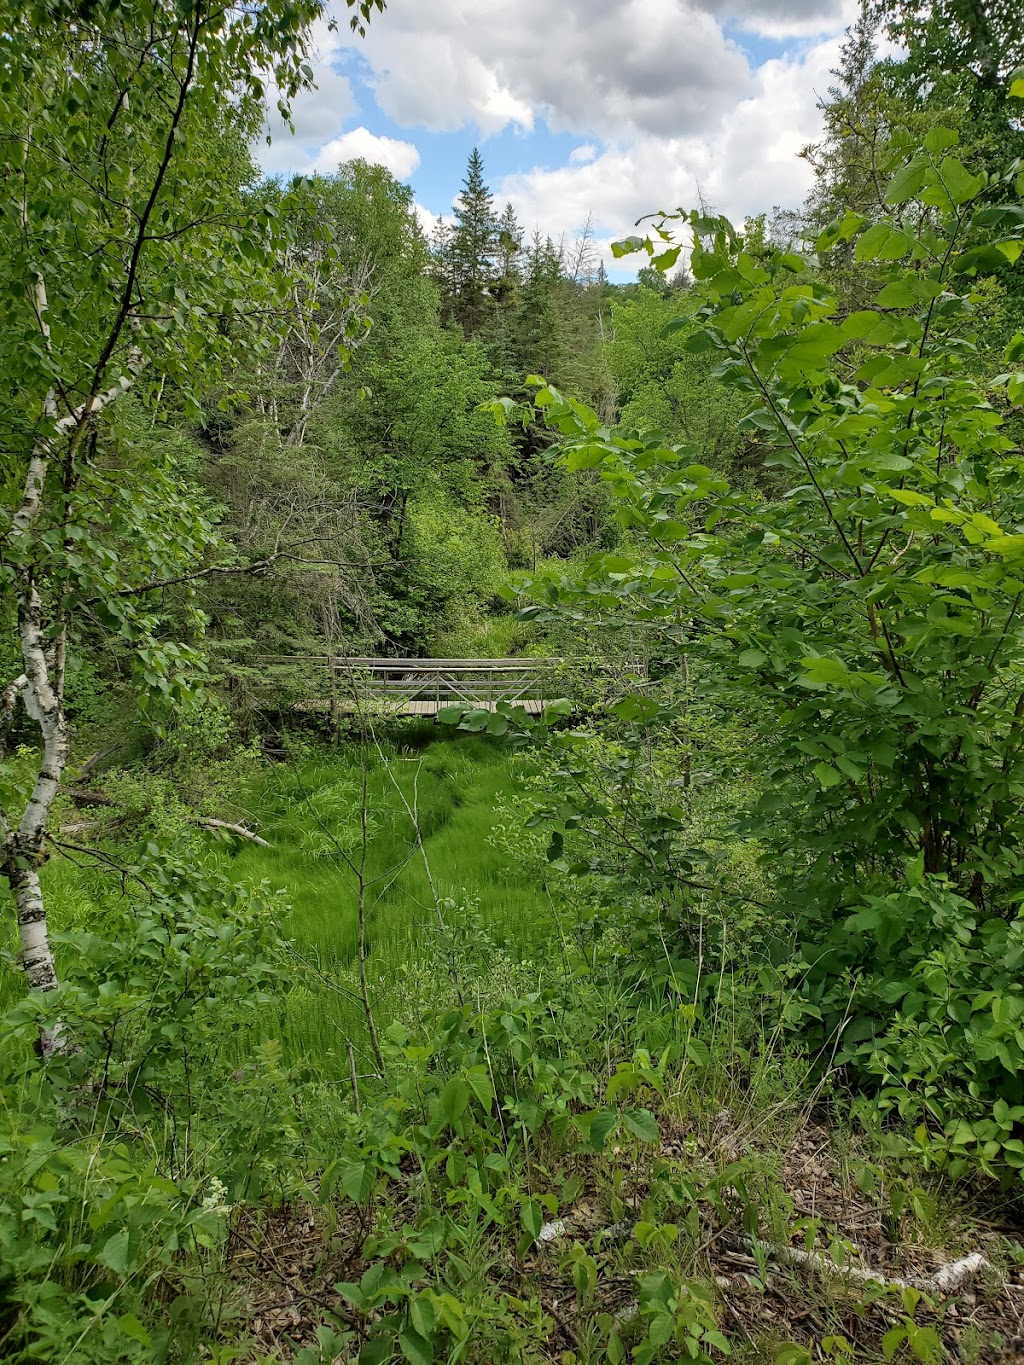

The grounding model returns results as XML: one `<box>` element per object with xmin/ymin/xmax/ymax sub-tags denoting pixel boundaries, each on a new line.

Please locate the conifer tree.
<box><xmin>430</xmin><ymin>216</ymin><xmax>456</xmax><ymax>321</ymax></box>
<box><xmin>450</xmin><ymin>147</ymin><xmax>497</xmax><ymax>334</ymax></box>
<box><xmin>494</xmin><ymin>201</ymin><xmax>524</xmax><ymax>303</ymax></box>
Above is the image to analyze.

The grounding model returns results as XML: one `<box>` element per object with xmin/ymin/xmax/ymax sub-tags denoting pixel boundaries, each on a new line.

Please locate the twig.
<box><xmin>348</xmin><ymin>1042</ymin><xmax>361</xmax><ymax>1115</ymax></box>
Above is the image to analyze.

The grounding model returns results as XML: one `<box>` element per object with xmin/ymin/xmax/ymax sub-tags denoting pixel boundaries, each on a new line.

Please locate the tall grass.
<box><xmin>212</xmin><ymin>726</ymin><xmax>553</xmax><ymax>1072</ymax></box>
<box><xmin>0</xmin><ymin>727</ymin><xmax>552</xmax><ymax>1077</ymax></box>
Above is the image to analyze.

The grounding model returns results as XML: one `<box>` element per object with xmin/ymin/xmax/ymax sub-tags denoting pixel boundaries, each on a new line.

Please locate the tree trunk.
<box><xmin>5</xmin><ymin>585</ymin><xmax>70</xmax><ymax>1019</ymax></box>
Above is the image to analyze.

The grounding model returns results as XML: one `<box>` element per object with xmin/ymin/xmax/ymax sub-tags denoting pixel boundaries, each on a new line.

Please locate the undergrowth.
<box><xmin>2</xmin><ymin>728</ymin><xmax>1022</xmax><ymax>1361</ymax></box>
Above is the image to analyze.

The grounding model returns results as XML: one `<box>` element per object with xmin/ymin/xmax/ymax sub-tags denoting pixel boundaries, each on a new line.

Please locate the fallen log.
<box><xmin>537</xmin><ymin>1217</ymin><xmax>991</xmax><ymax>1300</ymax></box>
<box><xmin>196</xmin><ymin>818</ymin><xmax>270</xmax><ymax>848</ymax></box>
<box><xmin>72</xmin><ymin>747</ymin><xmax>119</xmax><ymax>781</ymax></box>
<box><xmin>66</xmin><ymin>788</ymin><xmax>116</xmax><ymax>808</ymax></box>
<box><xmin>749</xmin><ymin>1239</ymin><xmax>990</xmax><ymax>1296</ymax></box>
<box><xmin>58</xmin><ymin>821</ymin><xmax>101</xmax><ymax>837</ymax></box>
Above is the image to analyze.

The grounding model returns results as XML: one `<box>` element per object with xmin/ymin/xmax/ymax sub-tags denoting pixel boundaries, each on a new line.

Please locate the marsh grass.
<box><xmin>1</xmin><ymin>726</ymin><xmax>553</xmax><ymax>1074</ymax></box>
<box><xmin>215</xmin><ymin>725</ymin><xmax>555</xmax><ymax>1069</ymax></box>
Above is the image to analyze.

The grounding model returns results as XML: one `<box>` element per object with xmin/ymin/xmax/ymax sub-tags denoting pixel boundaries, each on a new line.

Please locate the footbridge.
<box><xmin>261</xmin><ymin>656</ymin><xmax>572</xmax><ymax>716</ymax></box>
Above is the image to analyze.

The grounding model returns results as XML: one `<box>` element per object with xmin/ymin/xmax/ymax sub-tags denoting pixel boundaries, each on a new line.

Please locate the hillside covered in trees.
<box><xmin>5</xmin><ymin>1</ymin><xmax>1024</xmax><ymax>1361</ymax></box>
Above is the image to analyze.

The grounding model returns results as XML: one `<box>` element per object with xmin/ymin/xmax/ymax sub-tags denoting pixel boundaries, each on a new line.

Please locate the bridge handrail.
<box><xmin>255</xmin><ymin>656</ymin><xmax>606</xmax><ymax>668</ymax></box>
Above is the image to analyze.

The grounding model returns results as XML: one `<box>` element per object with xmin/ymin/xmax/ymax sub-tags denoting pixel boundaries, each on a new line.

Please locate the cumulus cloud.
<box><xmin>259</xmin><ymin>41</ymin><xmax>356</xmax><ymax>174</ymax></box>
<box><xmin>494</xmin><ymin>35</ymin><xmax>842</xmax><ymax>268</ymax></box>
<box><xmin>705</xmin><ymin>0</ymin><xmax>856</xmax><ymax>37</ymax></box>
<box><xmin>257</xmin><ymin>0</ymin><xmax>859</xmax><ymax>271</ymax></box>
<box><xmin>312</xmin><ymin>127</ymin><xmax>421</xmax><ymax>178</ymax></box>
<box><xmin>351</xmin><ymin>0</ymin><xmax>753</xmax><ymax>138</ymax></box>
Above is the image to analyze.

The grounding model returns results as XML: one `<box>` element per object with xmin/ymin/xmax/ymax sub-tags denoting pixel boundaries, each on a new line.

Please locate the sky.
<box><xmin>257</xmin><ymin>0</ymin><xmax>862</xmax><ymax>278</ymax></box>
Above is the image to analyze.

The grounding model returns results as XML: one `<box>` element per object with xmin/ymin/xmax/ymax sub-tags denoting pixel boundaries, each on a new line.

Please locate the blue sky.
<box><xmin>259</xmin><ymin>0</ymin><xmax>858</xmax><ymax>277</ymax></box>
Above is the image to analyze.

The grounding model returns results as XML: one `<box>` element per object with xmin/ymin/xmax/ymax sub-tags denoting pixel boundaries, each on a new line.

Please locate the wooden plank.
<box><xmin>334</xmin><ymin>657</ymin><xmax>563</xmax><ymax>668</ymax></box>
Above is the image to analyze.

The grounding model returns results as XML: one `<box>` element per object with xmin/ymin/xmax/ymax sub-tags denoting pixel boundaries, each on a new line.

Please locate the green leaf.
<box><xmin>410</xmin><ymin>1295</ymin><xmax>436</xmax><ymax>1340</ymax></box>
<box><xmin>95</xmin><ymin>1227</ymin><xmax>131</xmax><ymax>1275</ymax></box>
<box><xmin>785</xmin><ymin>321</ymin><xmax>846</xmax><ymax>365</ymax></box>
<box><xmin>986</xmin><ymin>535</ymin><xmax>1024</xmax><ymax>556</ymax></box>
<box><xmin>521</xmin><ymin>1199</ymin><xmax>543</xmax><ymax>1239</ymax></box>
<box><xmin>855</xmin><ymin>450</ymin><xmax>914</xmax><ymax>472</ymax></box>
<box><xmin>439</xmin><ymin>1077</ymin><xmax>470</xmax><ymax>1126</ymax></box>
<box><xmin>801</xmin><ymin>657</ymin><xmax>852</xmax><ymax>687</ymax></box>
<box><xmin>359</xmin><ymin>1340</ymin><xmax>394</xmax><ymax>1365</ymax></box>
<box><xmin>924</xmin><ymin>126</ymin><xmax>959</xmax><ymax>153</ymax></box>
<box><xmin>116</xmin><ymin>1316</ymin><xmax>151</xmax><ymax>1347</ymax></box>
<box><xmin>341</xmin><ymin>1159</ymin><xmax>375</xmax><ymax>1204</ymax></box>
<box><xmin>436</xmin><ymin>704</ymin><xmax>468</xmax><ymax>725</ymax></box>
<box><xmin>774</xmin><ymin>1347</ymin><xmax>813</xmax><ymax>1365</ymax></box>
<box><xmin>813</xmin><ymin>763</ymin><xmax>845</xmax><ymax>790</ymax></box>
<box><xmin>890</xmin><ymin>489</ymin><xmax>934</xmax><ymax>507</ymax></box>
<box><xmin>580</xmin><ymin>1108</ymin><xmax>619</xmax><ymax>1150</ymax></box>
<box><xmin>738</xmin><ymin>649</ymin><xmax>766</xmax><ymax>668</ymax></box>
<box><xmin>611</xmin><ymin>235</ymin><xmax>647</xmax><ymax>259</ymax></box>
<box><xmin>855</xmin><ymin>224</ymin><xmax>914</xmax><ymax>262</ymax></box>
<box><xmin>465</xmin><ymin>1066</ymin><xmax>494</xmax><ymax>1113</ymax></box>
<box><xmin>399</xmin><ymin>1327</ymin><xmax>434</xmax><ymax>1365</ymax></box>
<box><xmin>624</xmin><ymin>1109</ymin><xmax>660</xmax><ymax>1144</ymax></box>
<box><xmin>885</xmin><ymin>156</ymin><xmax>929</xmax><ymax>205</ymax></box>
<box><xmin>875</xmin><ymin>280</ymin><xmax>919</xmax><ymax>309</ymax></box>
<box><xmin>939</xmin><ymin>156</ymin><xmax>984</xmax><ymax>206</ymax></box>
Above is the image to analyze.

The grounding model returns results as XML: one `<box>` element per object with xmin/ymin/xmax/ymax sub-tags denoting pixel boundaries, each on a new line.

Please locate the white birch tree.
<box><xmin>0</xmin><ymin>0</ymin><xmax>384</xmax><ymax>1048</ymax></box>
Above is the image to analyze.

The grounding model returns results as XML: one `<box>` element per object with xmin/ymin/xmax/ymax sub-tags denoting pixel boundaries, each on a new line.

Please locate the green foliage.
<box><xmin>607</xmin><ymin>283</ymin><xmax>752</xmax><ymax>479</ymax></box>
<box><xmin>521</xmin><ymin>120</ymin><xmax>1024</xmax><ymax>1179</ymax></box>
<box><xmin>0</xmin><ymin>853</ymin><xmax>298</xmax><ymax>1360</ymax></box>
<box><xmin>8</xmin><ymin>7</ymin><xmax>1024</xmax><ymax>1359</ymax></box>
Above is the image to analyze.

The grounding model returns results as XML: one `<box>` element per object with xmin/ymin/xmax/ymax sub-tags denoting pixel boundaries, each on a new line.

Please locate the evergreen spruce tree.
<box><xmin>516</xmin><ymin>232</ymin><xmax>566</xmax><ymax>379</ymax></box>
<box><xmin>494</xmin><ymin>201</ymin><xmax>524</xmax><ymax>303</ymax></box>
<box><xmin>450</xmin><ymin>147</ymin><xmax>498</xmax><ymax>334</ymax></box>
<box><xmin>429</xmin><ymin>216</ymin><xmax>456</xmax><ymax>322</ymax></box>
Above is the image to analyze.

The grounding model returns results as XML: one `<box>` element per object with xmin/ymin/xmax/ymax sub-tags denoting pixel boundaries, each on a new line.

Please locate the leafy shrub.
<box><xmin>0</xmin><ymin>854</ymin><xmax>300</xmax><ymax>1360</ymax></box>
<box><xmin>796</xmin><ymin>876</ymin><xmax>1024</xmax><ymax>1180</ymax></box>
<box><xmin>515</xmin><ymin>114</ymin><xmax>1024</xmax><ymax>1181</ymax></box>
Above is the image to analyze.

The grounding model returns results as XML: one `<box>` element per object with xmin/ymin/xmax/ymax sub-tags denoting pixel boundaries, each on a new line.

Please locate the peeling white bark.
<box><xmin>753</xmin><ymin>1240</ymin><xmax>991</xmax><ymax>1296</ymax></box>
<box><xmin>196</xmin><ymin>818</ymin><xmax>271</xmax><ymax>847</ymax></box>
<box><xmin>2</xmin><ymin>342</ymin><xmax>144</xmax><ymax>1017</ymax></box>
<box><xmin>5</xmin><ymin>586</ymin><xmax>70</xmax><ymax>1006</ymax></box>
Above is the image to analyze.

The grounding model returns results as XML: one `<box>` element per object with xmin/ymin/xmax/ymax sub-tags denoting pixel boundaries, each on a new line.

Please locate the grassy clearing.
<box><xmin>217</xmin><ymin>724</ymin><xmax>554</xmax><ymax>1070</ymax></box>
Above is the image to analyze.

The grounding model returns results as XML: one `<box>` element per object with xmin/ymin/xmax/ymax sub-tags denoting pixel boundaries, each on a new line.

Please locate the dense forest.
<box><xmin>4</xmin><ymin>0</ymin><xmax>1024</xmax><ymax>1361</ymax></box>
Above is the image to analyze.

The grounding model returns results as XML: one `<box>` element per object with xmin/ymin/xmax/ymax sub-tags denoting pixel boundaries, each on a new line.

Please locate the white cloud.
<box><xmin>258</xmin><ymin>1</ymin><xmax>861</xmax><ymax>274</ymax></box>
<box><xmin>350</xmin><ymin>0</ymin><xmax>754</xmax><ymax>138</ymax></box>
<box><xmin>494</xmin><ymin>34</ymin><xmax>843</xmax><ymax>270</ymax></box>
<box><xmin>312</xmin><ymin>127</ymin><xmax>421</xmax><ymax>179</ymax></box>
<box><xmin>259</xmin><ymin>36</ymin><xmax>356</xmax><ymax>174</ymax></box>
<box><xmin>413</xmin><ymin>201</ymin><xmax>454</xmax><ymax>239</ymax></box>
<box><xmin>707</xmin><ymin>0</ymin><xmax>856</xmax><ymax>38</ymax></box>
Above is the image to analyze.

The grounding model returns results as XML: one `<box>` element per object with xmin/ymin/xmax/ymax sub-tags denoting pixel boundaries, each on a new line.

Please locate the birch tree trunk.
<box><xmin>1</xmin><ymin>341</ymin><xmax>142</xmax><ymax>1030</ymax></box>
<box><xmin>0</xmin><ymin>0</ymin><xmax>381</xmax><ymax>1051</ymax></box>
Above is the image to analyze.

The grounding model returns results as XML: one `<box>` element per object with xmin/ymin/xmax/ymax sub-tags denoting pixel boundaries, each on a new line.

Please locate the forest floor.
<box><xmin>196</xmin><ymin>729</ymin><xmax>1024</xmax><ymax>1364</ymax></box>
<box><xmin>9</xmin><ymin>726</ymin><xmax>1024</xmax><ymax>1362</ymax></box>
<box><xmin>224</xmin><ymin>1102</ymin><xmax>1024</xmax><ymax>1363</ymax></box>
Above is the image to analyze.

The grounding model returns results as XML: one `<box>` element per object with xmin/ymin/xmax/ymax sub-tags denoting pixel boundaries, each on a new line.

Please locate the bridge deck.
<box><xmin>261</xmin><ymin>656</ymin><xmax>568</xmax><ymax>717</ymax></box>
